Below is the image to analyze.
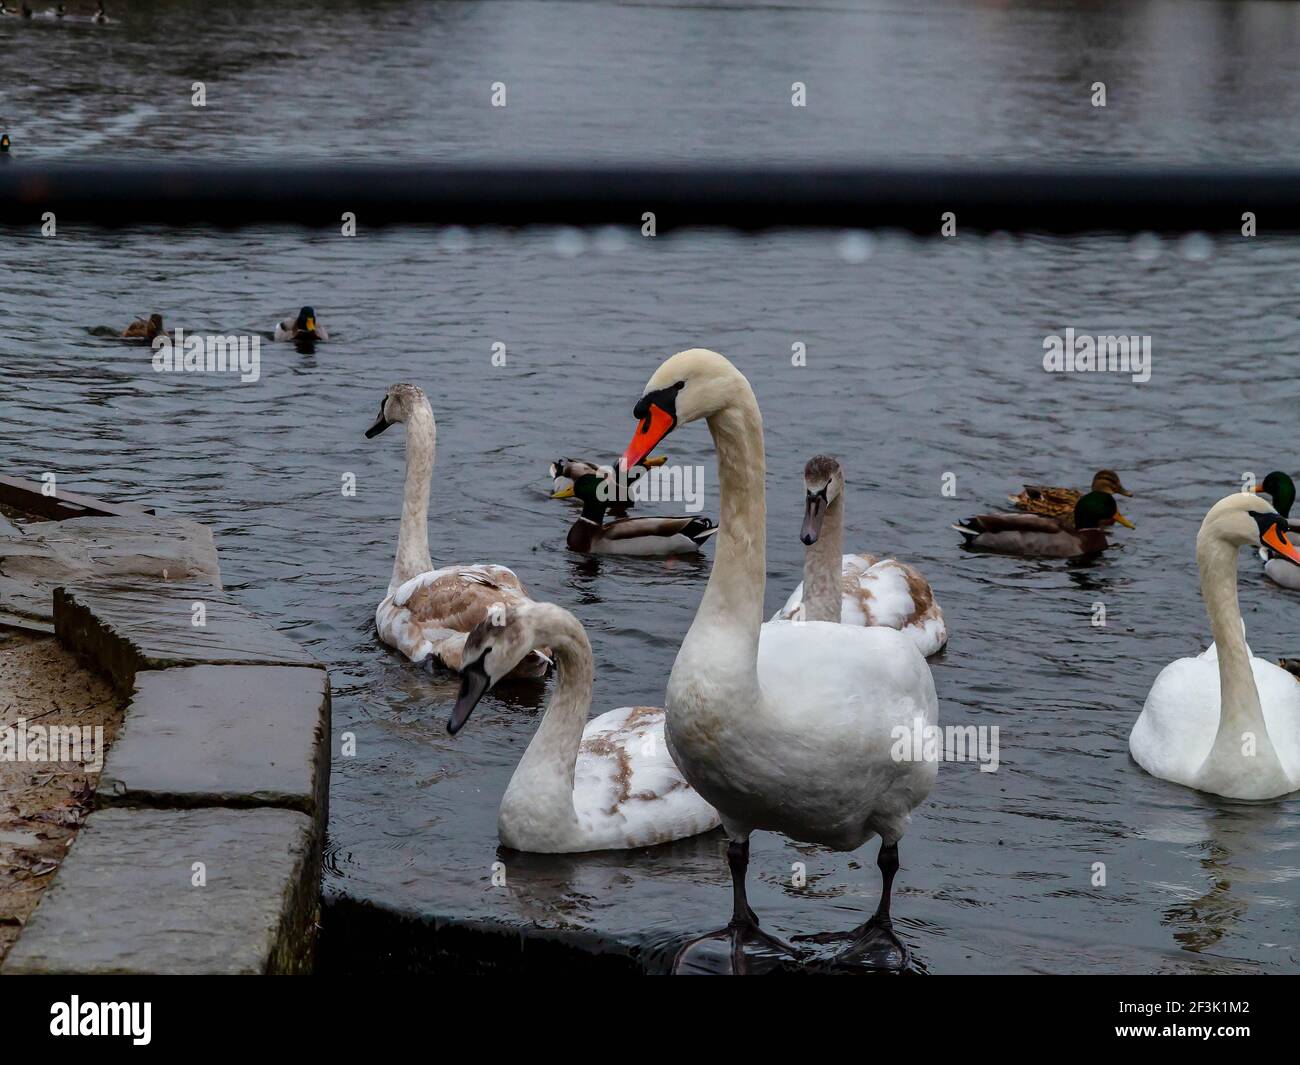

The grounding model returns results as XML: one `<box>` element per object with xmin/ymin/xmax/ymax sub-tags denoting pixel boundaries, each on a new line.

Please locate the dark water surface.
<box><xmin>3</xmin><ymin>0</ymin><xmax>1299</xmax><ymax>973</ymax></box>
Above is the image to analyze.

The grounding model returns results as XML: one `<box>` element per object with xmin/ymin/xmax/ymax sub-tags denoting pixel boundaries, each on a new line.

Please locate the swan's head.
<box><xmin>365</xmin><ymin>383</ymin><xmax>429</xmax><ymax>438</ymax></box>
<box><xmin>448</xmin><ymin>602</ymin><xmax>566</xmax><ymax>735</ymax></box>
<box><xmin>1090</xmin><ymin>469</ymin><xmax>1132</xmax><ymax>497</ymax></box>
<box><xmin>620</xmin><ymin>348</ymin><xmax>748</xmax><ymax>469</ymax></box>
<box><xmin>1073</xmin><ymin>491</ymin><xmax>1134</xmax><ymax>531</ymax></box>
<box><xmin>1254</xmin><ymin>470</ymin><xmax>1295</xmax><ymax>519</ymax></box>
<box><xmin>1199</xmin><ymin>492</ymin><xmax>1300</xmax><ymax>563</ymax></box>
<box><xmin>801</xmin><ymin>454</ymin><xmax>843</xmax><ymax>545</ymax></box>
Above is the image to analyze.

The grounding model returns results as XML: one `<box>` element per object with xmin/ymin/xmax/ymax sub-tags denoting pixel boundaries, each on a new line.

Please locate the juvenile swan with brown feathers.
<box><xmin>447</xmin><ymin>601</ymin><xmax>719</xmax><ymax>852</ymax></box>
<box><xmin>773</xmin><ymin>455</ymin><xmax>947</xmax><ymax>657</ymax></box>
<box><xmin>367</xmin><ymin>384</ymin><xmax>550</xmax><ymax>678</ymax></box>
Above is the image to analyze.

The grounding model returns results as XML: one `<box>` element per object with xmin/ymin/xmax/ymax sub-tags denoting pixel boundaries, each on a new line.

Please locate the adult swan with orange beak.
<box><xmin>618</xmin><ymin>348</ymin><xmax>939</xmax><ymax>973</ymax></box>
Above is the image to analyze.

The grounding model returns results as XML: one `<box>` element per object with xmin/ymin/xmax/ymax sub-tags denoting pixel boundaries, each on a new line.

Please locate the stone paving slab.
<box><xmin>55</xmin><ymin>581</ymin><xmax>319</xmax><ymax>691</ymax></box>
<box><xmin>0</xmin><ymin>514</ymin><xmax>220</xmax><ymax>630</ymax></box>
<box><xmin>1</xmin><ymin>806</ymin><xmax>319</xmax><ymax>975</ymax></box>
<box><xmin>97</xmin><ymin>665</ymin><xmax>331</xmax><ymax>830</ymax></box>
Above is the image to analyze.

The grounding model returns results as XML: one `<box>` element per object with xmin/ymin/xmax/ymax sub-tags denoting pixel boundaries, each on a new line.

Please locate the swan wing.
<box><xmin>573</xmin><ymin>705</ymin><xmax>720</xmax><ymax>849</ymax></box>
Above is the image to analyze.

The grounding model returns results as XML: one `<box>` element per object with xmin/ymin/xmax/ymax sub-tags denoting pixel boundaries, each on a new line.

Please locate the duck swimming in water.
<box><xmin>558</xmin><ymin>463</ymin><xmax>718</xmax><ymax>556</ymax></box>
<box><xmin>953</xmin><ymin>490</ymin><xmax>1133</xmax><ymax>558</ymax></box>
<box><xmin>121</xmin><ymin>313</ymin><xmax>164</xmax><ymax>342</ymax></box>
<box><xmin>274</xmin><ymin>306</ymin><xmax>328</xmax><ymax>352</ymax></box>
<box><xmin>1009</xmin><ymin>469</ymin><xmax>1132</xmax><ymax>528</ymax></box>
<box><xmin>1252</xmin><ymin>472</ymin><xmax>1300</xmax><ymax>590</ymax></box>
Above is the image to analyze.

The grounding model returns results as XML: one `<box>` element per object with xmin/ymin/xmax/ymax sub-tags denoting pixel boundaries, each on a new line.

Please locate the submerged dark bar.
<box><xmin>0</xmin><ymin>162</ymin><xmax>1297</xmax><ymax>233</ymax></box>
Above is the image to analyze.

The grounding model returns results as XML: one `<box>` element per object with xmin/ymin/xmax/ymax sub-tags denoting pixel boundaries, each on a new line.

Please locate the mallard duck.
<box><xmin>560</xmin><ymin>465</ymin><xmax>717</xmax><ymax>555</ymax></box>
<box><xmin>1009</xmin><ymin>469</ymin><xmax>1132</xmax><ymax>526</ymax></box>
<box><xmin>772</xmin><ymin>455</ymin><xmax>948</xmax><ymax>657</ymax></box>
<box><xmin>0</xmin><ymin>134</ymin><xmax>9</xmax><ymax>151</ymax></box>
<box><xmin>1278</xmin><ymin>658</ymin><xmax>1300</xmax><ymax>681</ymax></box>
<box><xmin>274</xmin><ymin>306</ymin><xmax>328</xmax><ymax>352</ymax></box>
<box><xmin>953</xmin><ymin>490</ymin><xmax>1133</xmax><ymax>558</ymax></box>
<box><xmin>121</xmin><ymin>313</ymin><xmax>164</xmax><ymax>342</ymax></box>
<box><xmin>549</xmin><ymin>454</ymin><xmax>665</xmax><ymax>498</ymax></box>
<box><xmin>93</xmin><ymin>0</ymin><xmax>106</xmax><ymax>21</ymax></box>
<box><xmin>1253</xmin><ymin>471</ymin><xmax>1300</xmax><ymax>589</ymax></box>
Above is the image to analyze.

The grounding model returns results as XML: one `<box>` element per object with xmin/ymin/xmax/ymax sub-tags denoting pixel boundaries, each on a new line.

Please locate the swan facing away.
<box><xmin>1130</xmin><ymin>493</ymin><xmax>1300</xmax><ymax>800</ymax></box>
<box><xmin>619</xmin><ymin>349</ymin><xmax>938</xmax><ymax>972</ymax></box>
<box><xmin>447</xmin><ymin>600</ymin><xmax>720</xmax><ymax>852</ymax></box>
<box><xmin>367</xmin><ymin>383</ymin><xmax>550</xmax><ymax>678</ymax></box>
<box><xmin>772</xmin><ymin>454</ymin><xmax>947</xmax><ymax>657</ymax></box>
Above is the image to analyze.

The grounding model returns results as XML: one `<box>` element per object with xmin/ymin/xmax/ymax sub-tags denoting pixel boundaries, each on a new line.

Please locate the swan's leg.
<box><xmin>793</xmin><ymin>839</ymin><xmax>910</xmax><ymax>970</ymax></box>
<box><xmin>671</xmin><ymin>837</ymin><xmax>799</xmax><ymax>974</ymax></box>
<box><xmin>835</xmin><ymin>841</ymin><xmax>909</xmax><ymax>970</ymax></box>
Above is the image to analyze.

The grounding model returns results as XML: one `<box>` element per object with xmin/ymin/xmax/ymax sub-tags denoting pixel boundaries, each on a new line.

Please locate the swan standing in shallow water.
<box><xmin>619</xmin><ymin>348</ymin><xmax>938</xmax><ymax>972</ymax></box>
<box><xmin>367</xmin><ymin>383</ymin><xmax>549</xmax><ymax>678</ymax></box>
<box><xmin>1130</xmin><ymin>493</ymin><xmax>1300</xmax><ymax>800</ymax></box>
<box><xmin>772</xmin><ymin>454</ymin><xmax>947</xmax><ymax>657</ymax></box>
<box><xmin>446</xmin><ymin>601</ymin><xmax>720</xmax><ymax>851</ymax></box>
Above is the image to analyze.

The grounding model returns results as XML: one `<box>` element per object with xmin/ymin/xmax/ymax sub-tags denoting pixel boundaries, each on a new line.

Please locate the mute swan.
<box><xmin>772</xmin><ymin>455</ymin><xmax>947</xmax><ymax>657</ymax></box>
<box><xmin>1130</xmin><ymin>493</ymin><xmax>1300</xmax><ymax>800</ymax></box>
<box><xmin>953</xmin><ymin>491</ymin><xmax>1133</xmax><ymax>557</ymax></box>
<box><xmin>1009</xmin><ymin>469</ymin><xmax>1132</xmax><ymax>525</ymax></box>
<box><xmin>367</xmin><ymin>383</ymin><xmax>550</xmax><ymax>678</ymax></box>
<box><xmin>556</xmin><ymin>463</ymin><xmax>717</xmax><ymax>556</ymax></box>
<box><xmin>446</xmin><ymin>600</ymin><xmax>721</xmax><ymax>851</ymax></box>
<box><xmin>1252</xmin><ymin>473</ymin><xmax>1300</xmax><ymax>590</ymax></box>
<box><xmin>618</xmin><ymin>348</ymin><xmax>938</xmax><ymax>972</ymax></box>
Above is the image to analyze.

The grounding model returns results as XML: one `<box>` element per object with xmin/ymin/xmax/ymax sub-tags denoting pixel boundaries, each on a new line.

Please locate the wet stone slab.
<box><xmin>1</xmin><ymin>806</ymin><xmax>319</xmax><ymax>975</ymax></box>
<box><xmin>97</xmin><ymin>665</ymin><xmax>331</xmax><ymax>830</ymax></box>
<box><xmin>0</xmin><ymin>514</ymin><xmax>220</xmax><ymax>631</ymax></box>
<box><xmin>55</xmin><ymin>581</ymin><xmax>318</xmax><ymax>691</ymax></box>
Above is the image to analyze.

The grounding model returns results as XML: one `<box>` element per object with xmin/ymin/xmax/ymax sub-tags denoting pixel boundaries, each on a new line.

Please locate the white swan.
<box><xmin>772</xmin><ymin>454</ymin><xmax>948</xmax><ymax>657</ymax></box>
<box><xmin>446</xmin><ymin>600</ymin><xmax>720</xmax><ymax>852</ymax></box>
<box><xmin>1130</xmin><ymin>493</ymin><xmax>1300</xmax><ymax>800</ymax></box>
<box><xmin>618</xmin><ymin>349</ymin><xmax>938</xmax><ymax>971</ymax></box>
<box><xmin>367</xmin><ymin>383</ymin><xmax>549</xmax><ymax>678</ymax></box>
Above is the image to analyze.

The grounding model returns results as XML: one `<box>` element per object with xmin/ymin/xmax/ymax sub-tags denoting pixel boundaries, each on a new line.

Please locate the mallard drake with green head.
<box><xmin>1254</xmin><ymin>471</ymin><xmax>1300</xmax><ymax>589</ymax></box>
<box><xmin>1009</xmin><ymin>469</ymin><xmax>1132</xmax><ymax>527</ymax></box>
<box><xmin>561</xmin><ymin>466</ymin><xmax>717</xmax><ymax>556</ymax></box>
<box><xmin>954</xmin><ymin>490</ymin><xmax>1133</xmax><ymax>558</ymax></box>
<box><xmin>549</xmin><ymin>454</ymin><xmax>665</xmax><ymax>498</ymax></box>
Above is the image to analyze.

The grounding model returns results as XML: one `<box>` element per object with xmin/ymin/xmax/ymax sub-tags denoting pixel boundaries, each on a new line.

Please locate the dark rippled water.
<box><xmin>3</xmin><ymin>0</ymin><xmax>1299</xmax><ymax>974</ymax></box>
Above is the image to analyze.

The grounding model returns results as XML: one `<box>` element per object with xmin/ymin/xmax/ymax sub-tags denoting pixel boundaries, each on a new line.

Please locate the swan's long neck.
<box><xmin>802</xmin><ymin>493</ymin><xmax>844</xmax><ymax>623</ymax></box>
<box><xmin>391</xmin><ymin>408</ymin><xmax>435</xmax><ymax>592</ymax></box>
<box><xmin>1196</xmin><ymin>532</ymin><xmax>1283</xmax><ymax>781</ymax></box>
<box><xmin>677</xmin><ymin>384</ymin><xmax>766</xmax><ymax>687</ymax></box>
<box><xmin>503</xmin><ymin>609</ymin><xmax>592</xmax><ymax>828</ymax></box>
